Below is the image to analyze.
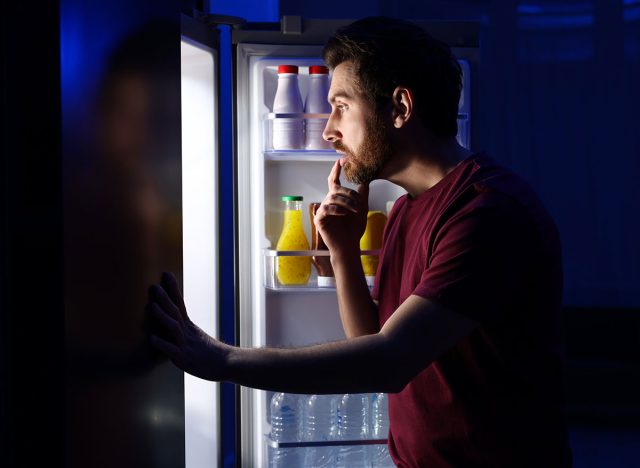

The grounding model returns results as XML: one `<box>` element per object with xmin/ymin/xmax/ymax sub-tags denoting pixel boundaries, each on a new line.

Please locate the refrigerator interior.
<box><xmin>236</xmin><ymin>42</ymin><xmax>472</xmax><ymax>467</ymax></box>
<box><xmin>181</xmin><ymin>37</ymin><xmax>220</xmax><ymax>468</ymax></box>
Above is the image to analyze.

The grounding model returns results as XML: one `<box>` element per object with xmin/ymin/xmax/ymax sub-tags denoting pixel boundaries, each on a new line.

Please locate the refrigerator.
<box><xmin>223</xmin><ymin>15</ymin><xmax>478</xmax><ymax>467</ymax></box>
<box><xmin>51</xmin><ymin>4</ymin><xmax>478</xmax><ymax>467</ymax></box>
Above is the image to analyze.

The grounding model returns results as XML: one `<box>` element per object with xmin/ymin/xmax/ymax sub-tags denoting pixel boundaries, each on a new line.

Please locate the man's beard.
<box><xmin>333</xmin><ymin>112</ymin><xmax>393</xmax><ymax>185</ymax></box>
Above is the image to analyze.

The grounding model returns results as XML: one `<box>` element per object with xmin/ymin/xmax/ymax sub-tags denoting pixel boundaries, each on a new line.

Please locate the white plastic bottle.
<box><xmin>303</xmin><ymin>394</ymin><xmax>338</xmax><ymax>467</ymax></box>
<box><xmin>304</xmin><ymin>65</ymin><xmax>332</xmax><ymax>150</ymax></box>
<box><xmin>370</xmin><ymin>393</ymin><xmax>394</xmax><ymax>467</ymax></box>
<box><xmin>336</xmin><ymin>393</ymin><xmax>371</xmax><ymax>468</ymax></box>
<box><xmin>272</xmin><ymin>65</ymin><xmax>304</xmax><ymax>150</ymax></box>
<box><xmin>270</xmin><ymin>392</ymin><xmax>304</xmax><ymax>467</ymax></box>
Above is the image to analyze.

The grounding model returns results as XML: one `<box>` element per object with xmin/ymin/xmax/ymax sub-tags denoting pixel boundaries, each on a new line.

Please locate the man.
<box><xmin>148</xmin><ymin>17</ymin><xmax>572</xmax><ymax>467</ymax></box>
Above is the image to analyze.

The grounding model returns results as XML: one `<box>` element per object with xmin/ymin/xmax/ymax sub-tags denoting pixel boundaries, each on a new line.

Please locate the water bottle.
<box><xmin>272</xmin><ymin>65</ymin><xmax>303</xmax><ymax>150</ymax></box>
<box><xmin>336</xmin><ymin>393</ymin><xmax>371</xmax><ymax>467</ymax></box>
<box><xmin>303</xmin><ymin>394</ymin><xmax>338</xmax><ymax>467</ymax></box>
<box><xmin>270</xmin><ymin>392</ymin><xmax>304</xmax><ymax>467</ymax></box>
<box><xmin>370</xmin><ymin>393</ymin><xmax>394</xmax><ymax>467</ymax></box>
<box><xmin>304</xmin><ymin>65</ymin><xmax>332</xmax><ymax>150</ymax></box>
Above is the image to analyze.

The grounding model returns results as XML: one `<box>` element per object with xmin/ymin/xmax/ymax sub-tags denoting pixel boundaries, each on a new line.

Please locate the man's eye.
<box><xmin>337</xmin><ymin>105</ymin><xmax>347</xmax><ymax>113</ymax></box>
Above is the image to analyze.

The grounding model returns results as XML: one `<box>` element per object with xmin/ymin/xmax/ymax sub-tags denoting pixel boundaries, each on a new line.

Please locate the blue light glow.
<box><xmin>209</xmin><ymin>0</ymin><xmax>279</xmax><ymax>22</ymax></box>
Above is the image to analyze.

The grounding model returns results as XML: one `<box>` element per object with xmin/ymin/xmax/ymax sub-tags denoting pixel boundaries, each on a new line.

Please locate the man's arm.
<box><xmin>149</xmin><ymin>272</ymin><xmax>478</xmax><ymax>394</ymax></box>
<box><xmin>314</xmin><ymin>160</ymin><xmax>379</xmax><ymax>337</ymax></box>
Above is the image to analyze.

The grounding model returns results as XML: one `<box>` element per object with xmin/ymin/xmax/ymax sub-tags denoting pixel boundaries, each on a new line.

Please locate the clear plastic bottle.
<box><xmin>272</xmin><ymin>65</ymin><xmax>303</xmax><ymax>150</ymax></box>
<box><xmin>303</xmin><ymin>394</ymin><xmax>338</xmax><ymax>467</ymax></box>
<box><xmin>336</xmin><ymin>393</ymin><xmax>371</xmax><ymax>468</ymax></box>
<box><xmin>370</xmin><ymin>393</ymin><xmax>394</xmax><ymax>467</ymax></box>
<box><xmin>304</xmin><ymin>65</ymin><xmax>332</xmax><ymax>150</ymax></box>
<box><xmin>270</xmin><ymin>392</ymin><xmax>304</xmax><ymax>467</ymax></box>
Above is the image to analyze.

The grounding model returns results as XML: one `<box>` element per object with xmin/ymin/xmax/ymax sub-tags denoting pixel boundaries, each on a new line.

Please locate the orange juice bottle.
<box><xmin>276</xmin><ymin>195</ymin><xmax>311</xmax><ymax>285</ymax></box>
<box><xmin>360</xmin><ymin>211</ymin><xmax>387</xmax><ymax>287</ymax></box>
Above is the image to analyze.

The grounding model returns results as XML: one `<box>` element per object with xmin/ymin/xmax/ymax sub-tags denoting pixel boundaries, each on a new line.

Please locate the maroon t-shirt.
<box><xmin>372</xmin><ymin>154</ymin><xmax>571</xmax><ymax>467</ymax></box>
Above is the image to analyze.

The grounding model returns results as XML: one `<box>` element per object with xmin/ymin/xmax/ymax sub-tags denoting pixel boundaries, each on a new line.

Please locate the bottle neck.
<box><xmin>283</xmin><ymin>200</ymin><xmax>302</xmax><ymax>211</ymax></box>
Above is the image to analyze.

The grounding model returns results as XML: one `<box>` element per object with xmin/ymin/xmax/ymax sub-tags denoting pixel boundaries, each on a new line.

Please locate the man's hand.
<box><xmin>147</xmin><ymin>272</ymin><xmax>230</xmax><ymax>381</ymax></box>
<box><xmin>314</xmin><ymin>159</ymin><xmax>370</xmax><ymax>257</ymax></box>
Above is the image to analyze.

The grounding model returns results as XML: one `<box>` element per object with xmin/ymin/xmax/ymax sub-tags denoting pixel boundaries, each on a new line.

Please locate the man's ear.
<box><xmin>391</xmin><ymin>86</ymin><xmax>414</xmax><ymax>128</ymax></box>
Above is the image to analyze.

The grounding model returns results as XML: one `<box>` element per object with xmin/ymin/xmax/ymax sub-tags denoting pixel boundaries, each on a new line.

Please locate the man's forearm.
<box><xmin>223</xmin><ymin>333</ymin><xmax>403</xmax><ymax>394</ymax></box>
<box><xmin>331</xmin><ymin>251</ymin><xmax>379</xmax><ymax>337</ymax></box>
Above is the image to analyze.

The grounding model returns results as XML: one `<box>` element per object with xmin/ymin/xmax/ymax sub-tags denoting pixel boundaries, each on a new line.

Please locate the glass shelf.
<box><xmin>263</xmin><ymin>150</ymin><xmax>340</xmax><ymax>162</ymax></box>
<box><xmin>266</xmin><ymin>112</ymin><xmax>330</xmax><ymax>119</ymax></box>
<box><xmin>265</xmin><ymin>436</ymin><xmax>387</xmax><ymax>449</ymax></box>
<box><xmin>264</xmin><ymin>249</ymin><xmax>380</xmax><ymax>257</ymax></box>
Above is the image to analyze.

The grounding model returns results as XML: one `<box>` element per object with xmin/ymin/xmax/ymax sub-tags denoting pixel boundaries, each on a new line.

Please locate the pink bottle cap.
<box><xmin>278</xmin><ymin>65</ymin><xmax>299</xmax><ymax>74</ymax></box>
<box><xmin>309</xmin><ymin>65</ymin><xmax>329</xmax><ymax>74</ymax></box>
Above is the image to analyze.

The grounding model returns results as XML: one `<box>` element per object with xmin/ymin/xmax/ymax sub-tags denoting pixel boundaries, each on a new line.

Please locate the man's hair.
<box><xmin>323</xmin><ymin>16</ymin><xmax>462</xmax><ymax>138</ymax></box>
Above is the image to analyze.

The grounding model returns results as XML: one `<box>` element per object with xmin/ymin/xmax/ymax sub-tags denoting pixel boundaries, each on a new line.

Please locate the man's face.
<box><xmin>323</xmin><ymin>62</ymin><xmax>393</xmax><ymax>184</ymax></box>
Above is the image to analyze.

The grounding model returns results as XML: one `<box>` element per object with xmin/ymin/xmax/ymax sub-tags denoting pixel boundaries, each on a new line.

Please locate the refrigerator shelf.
<box><xmin>265</xmin><ymin>436</ymin><xmax>388</xmax><ymax>448</ymax></box>
<box><xmin>264</xmin><ymin>150</ymin><xmax>340</xmax><ymax>162</ymax></box>
<box><xmin>263</xmin><ymin>249</ymin><xmax>379</xmax><ymax>291</ymax></box>
<box><xmin>266</xmin><ymin>112</ymin><xmax>330</xmax><ymax>119</ymax></box>
<box><xmin>264</xmin><ymin>249</ymin><xmax>380</xmax><ymax>257</ymax></box>
<box><xmin>265</xmin><ymin>282</ymin><xmax>336</xmax><ymax>292</ymax></box>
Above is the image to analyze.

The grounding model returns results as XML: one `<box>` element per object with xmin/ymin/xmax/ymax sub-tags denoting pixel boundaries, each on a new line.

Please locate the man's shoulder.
<box><xmin>458</xmin><ymin>154</ymin><xmax>550</xmax><ymax>219</ymax></box>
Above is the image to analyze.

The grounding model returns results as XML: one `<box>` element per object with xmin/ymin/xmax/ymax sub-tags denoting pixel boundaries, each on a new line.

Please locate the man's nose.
<box><xmin>322</xmin><ymin>112</ymin><xmax>341</xmax><ymax>143</ymax></box>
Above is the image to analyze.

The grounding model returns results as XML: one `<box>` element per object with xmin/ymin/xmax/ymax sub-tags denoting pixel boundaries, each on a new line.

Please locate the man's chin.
<box><xmin>343</xmin><ymin>164</ymin><xmax>375</xmax><ymax>185</ymax></box>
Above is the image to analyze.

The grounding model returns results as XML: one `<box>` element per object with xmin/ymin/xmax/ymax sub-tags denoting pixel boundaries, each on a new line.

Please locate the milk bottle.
<box><xmin>272</xmin><ymin>65</ymin><xmax>304</xmax><ymax>150</ymax></box>
<box><xmin>304</xmin><ymin>65</ymin><xmax>332</xmax><ymax>150</ymax></box>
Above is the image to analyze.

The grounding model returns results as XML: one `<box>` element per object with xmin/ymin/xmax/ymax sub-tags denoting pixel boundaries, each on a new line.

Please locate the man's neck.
<box><xmin>383</xmin><ymin>137</ymin><xmax>472</xmax><ymax>198</ymax></box>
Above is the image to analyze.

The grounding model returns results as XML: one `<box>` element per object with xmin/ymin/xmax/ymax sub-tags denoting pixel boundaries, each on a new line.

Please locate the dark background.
<box><xmin>1</xmin><ymin>0</ymin><xmax>639</xmax><ymax>467</ymax></box>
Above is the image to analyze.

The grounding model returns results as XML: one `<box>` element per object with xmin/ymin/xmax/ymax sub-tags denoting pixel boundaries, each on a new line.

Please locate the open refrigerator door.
<box><xmin>234</xmin><ymin>21</ymin><xmax>477</xmax><ymax>467</ymax></box>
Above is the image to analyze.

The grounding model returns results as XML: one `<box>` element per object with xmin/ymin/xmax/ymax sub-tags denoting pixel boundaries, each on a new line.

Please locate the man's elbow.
<box><xmin>376</xmin><ymin>360</ymin><xmax>419</xmax><ymax>394</ymax></box>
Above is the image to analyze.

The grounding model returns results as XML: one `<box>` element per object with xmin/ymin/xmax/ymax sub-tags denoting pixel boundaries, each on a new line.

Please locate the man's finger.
<box><xmin>150</xmin><ymin>334</ymin><xmax>181</xmax><ymax>358</ymax></box>
<box><xmin>327</xmin><ymin>194</ymin><xmax>358</xmax><ymax>213</ymax></box>
<box><xmin>161</xmin><ymin>272</ymin><xmax>189</xmax><ymax>321</ymax></box>
<box><xmin>323</xmin><ymin>204</ymin><xmax>350</xmax><ymax>216</ymax></box>
<box><xmin>149</xmin><ymin>284</ymin><xmax>182</xmax><ymax>323</ymax></box>
<box><xmin>327</xmin><ymin>159</ymin><xmax>342</xmax><ymax>190</ymax></box>
<box><xmin>148</xmin><ymin>302</ymin><xmax>182</xmax><ymax>344</ymax></box>
<box><xmin>358</xmin><ymin>182</ymin><xmax>370</xmax><ymax>200</ymax></box>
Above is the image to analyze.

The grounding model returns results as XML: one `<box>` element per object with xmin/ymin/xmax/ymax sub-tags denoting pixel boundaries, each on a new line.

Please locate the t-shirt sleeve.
<box><xmin>412</xmin><ymin>194</ymin><xmax>529</xmax><ymax>324</ymax></box>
